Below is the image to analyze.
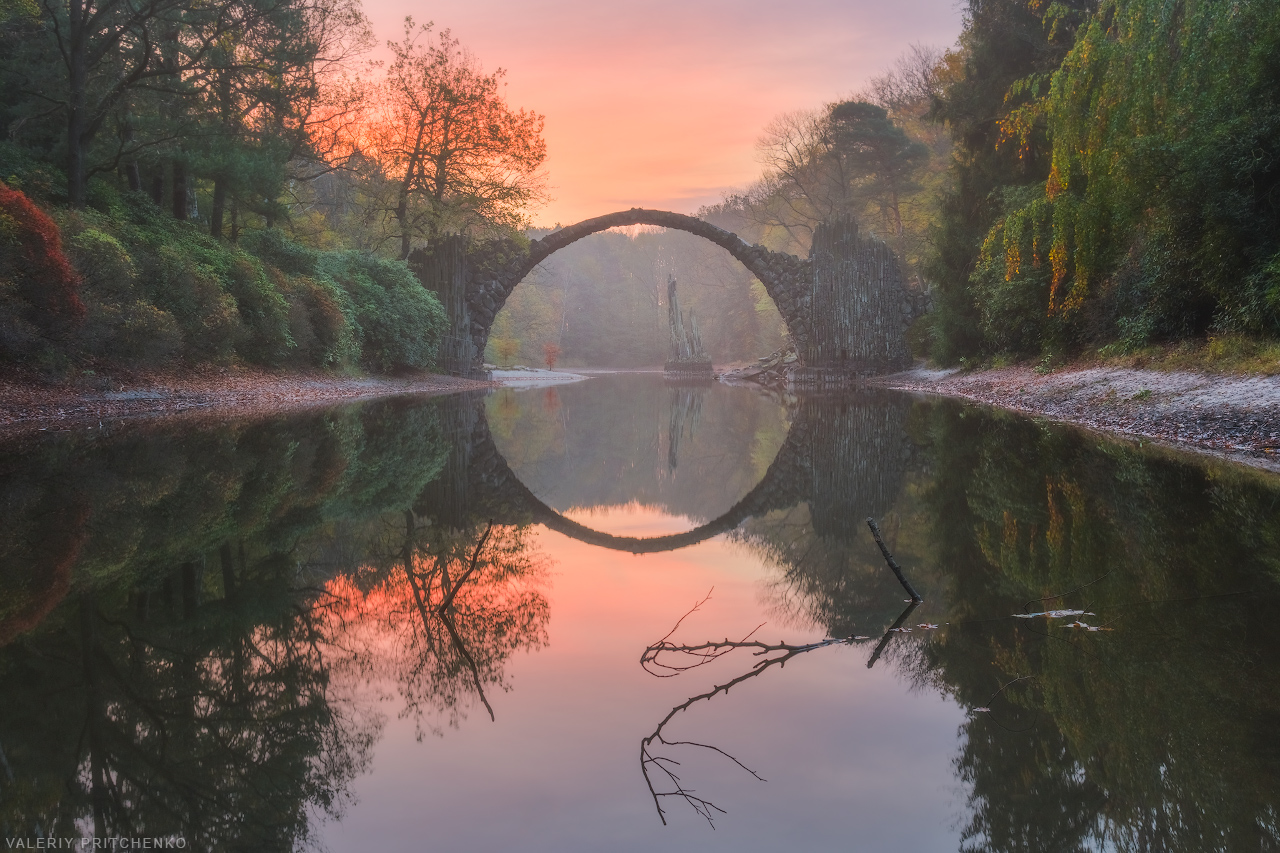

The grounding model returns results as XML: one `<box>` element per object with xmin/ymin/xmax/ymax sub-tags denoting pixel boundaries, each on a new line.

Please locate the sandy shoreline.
<box><xmin>876</xmin><ymin>364</ymin><xmax>1280</xmax><ymax>473</ymax></box>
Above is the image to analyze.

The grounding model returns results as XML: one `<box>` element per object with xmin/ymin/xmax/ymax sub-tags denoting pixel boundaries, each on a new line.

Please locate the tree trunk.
<box><xmin>171</xmin><ymin>159</ymin><xmax>187</xmax><ymax>220</ymax></box>
<box><xmin>219</xmin><ymin>542</ymin><xmax>237</xmax><ymax>598</ymax></box>
<box><xmin>122</xmin><ymin>107</ymin><xmax>142</xmax><ymax>192</ymax></box>
<box><xmin>210</xmin><ymin>176</ymin><xmax>227</xmax><ymax>238</ymax></box>
<box><xmin>151</xmin><ymin>171</ymin><xmax>165</xmax><ymax>207</ymax></box>
<box><xmin>397</xmin><ymin>183</ymin><xmax>412</xmax><ymax>260</ymax></box>
<box><xmin>66</xmin><ymin>0</ymin><xmax>88</xmax><ymax>207</ymax></box>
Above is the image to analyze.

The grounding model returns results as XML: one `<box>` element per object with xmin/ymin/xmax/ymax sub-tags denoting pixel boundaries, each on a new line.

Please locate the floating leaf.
<box><xmin>1014</xmin><ymin>609</ymin><xmax>1096</xmax><ymax>619</ymax></box>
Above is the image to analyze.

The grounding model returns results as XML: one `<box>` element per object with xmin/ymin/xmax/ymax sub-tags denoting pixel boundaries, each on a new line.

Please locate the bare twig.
<box><xmin>638</xmin><ymin>575</ymin><xmax>933</xmax><ymax>825</ymax></box>
<box><xmin>437</xmin><ymin>609</ymin><xmax>496</xmax><ymax>722</ymax></box>
<box><xmin>640</xmin><ymin>587</ymin><xmax>766</xmax><ymax>677</ymax></box>
<box><xmin>639</xmin><ymin>607</ymin><xmax>844</xmax><ymax>825</ymax></box>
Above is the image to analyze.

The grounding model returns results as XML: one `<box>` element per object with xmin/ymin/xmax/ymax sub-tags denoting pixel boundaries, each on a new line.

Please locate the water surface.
<box><xmin>2</xmin><ymin>374</ymin><xmax>1278</xmax><ymax>851</ymax></box>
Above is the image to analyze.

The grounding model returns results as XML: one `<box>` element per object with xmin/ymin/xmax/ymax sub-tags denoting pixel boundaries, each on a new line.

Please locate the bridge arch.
<box><xmin>411</xmin><ymin>209</ymin><xmax>814</xmax><ymax>374</ymax></box>
<box><xmin>418</xmin><ymin>392</ymin><xmax>913</xmax><ymax>554</ymax></box>
<box><xmin>476</xmin><ymin>414</ymin><xmax>813</xmax><ymax>553</ymax></box>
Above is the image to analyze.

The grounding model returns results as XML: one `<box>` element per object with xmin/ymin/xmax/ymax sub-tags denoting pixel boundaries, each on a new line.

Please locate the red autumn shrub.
<box><xmin>0</xmin><ymin>181</ymin><xmax>86</xmax><ymax>329</ymax></box>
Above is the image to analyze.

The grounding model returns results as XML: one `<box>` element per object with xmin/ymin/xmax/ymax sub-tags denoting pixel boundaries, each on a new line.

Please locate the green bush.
<box><xmin>147</xmin><ymin>242</ymin><xmax>245</xmax><ymax>364</ymax></box>
<box><xmin>223</xmin><ymin>254</ymin><xmax>292</xmax><ymax>365</ymax></box>
<box><xmin>241</xmin><ymin>228</ymin><xmax>319</xmax><ymax>277</ymax></box>
<box><xmin>316</xmin><ymin>252</ymin><xmax>446</xmax><ymax>372</ymax></box>
<box><xmin>20</xmin><ymin>196</ymin><xmax>445</xmax><ymax>374</ymax></box>
<box><xmin>273</xmin><ymin>270</ymin><xmax>357</xmax><ymax>369</ymax></box>
<box><xmin>65</xmin><ymin>229</ymin><xmax>181</xmax><ymax>365</ymax></box>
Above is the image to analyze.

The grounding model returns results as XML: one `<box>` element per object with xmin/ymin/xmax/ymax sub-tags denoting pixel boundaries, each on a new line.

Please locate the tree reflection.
<box><xmin>324</xmin><ymin>513</ymin><xmax>549</xmax><ymax>738</ymax></box>
<box><xmin>0</xmin><ymin>392</ymin><xmax>550</xmax><ymax>846</ymax></box>
<box><xmin>640</xmin><ymin>397</ymin><xmax>1280</xmax><ymax>848</ymax></box>
<box><xmin>0</xmin><ymin>550</ymin><xmax>380</xmax><ymax>850</ymax></box>
<box><xmin>917</xmin><ymin>400</ymin><xmax>1280</xmax><ymax>852</ymax></box>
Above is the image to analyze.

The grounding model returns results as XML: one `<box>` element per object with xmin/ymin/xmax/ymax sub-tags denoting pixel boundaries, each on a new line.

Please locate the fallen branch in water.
<box><xmin>866</xmin><ymin>517</ymin><xmax>923</xmax><ymax>602</ymax></box>
<box><xmin>865</xmin><ymin>599</ymin><xmax>920</xmax><ymax>670</ymax></box>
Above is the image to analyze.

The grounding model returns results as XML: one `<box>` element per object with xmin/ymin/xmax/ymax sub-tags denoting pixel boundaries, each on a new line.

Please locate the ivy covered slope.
<box><xmin>0</xmin><ymin>181</ymin><xmax>446</xmax><ymax>375</ymax></box>
<box><xmin>928</xmin><ymin>0</ymin><xmax>1280</xmax><ymax>363</ymax></box>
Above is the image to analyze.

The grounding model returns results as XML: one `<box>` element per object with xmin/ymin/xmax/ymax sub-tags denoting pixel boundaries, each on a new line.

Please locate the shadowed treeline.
<box><xmin>915</xmin><ymin>401</ymin><xmax>1280</xmax><ymax>851</ymax></box>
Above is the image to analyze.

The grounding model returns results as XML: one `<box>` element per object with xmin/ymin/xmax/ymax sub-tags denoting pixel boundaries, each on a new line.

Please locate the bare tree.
<box><xmin>862</xmin><ymin>43</ymin><xmax>948</xmax><ymax>119</ymax></box>
<box><xmin>745</xmin><ymin>108</ymin><xmax>849</xmax><ymax>245</ymax></box>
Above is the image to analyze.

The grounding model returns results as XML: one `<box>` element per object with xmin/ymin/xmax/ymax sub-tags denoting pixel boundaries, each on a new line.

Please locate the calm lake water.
<box><xmin>2</xmin><ymin>374</ymin><xmax>1279</xmax><ymax>851</ymax></box>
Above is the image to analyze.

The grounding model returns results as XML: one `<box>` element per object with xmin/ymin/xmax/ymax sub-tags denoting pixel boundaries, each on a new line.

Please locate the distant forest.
<box><xmin>2</xmin><ymin>0</ymin><xmax>1276</xmax><ymax>373</ymax></box>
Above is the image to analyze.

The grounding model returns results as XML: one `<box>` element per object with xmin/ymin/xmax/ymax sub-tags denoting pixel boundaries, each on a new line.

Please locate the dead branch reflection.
<box><xmin>638</xmin><ymin>591</ymin><xmax>923</xmax><ymax>827</ymax></box>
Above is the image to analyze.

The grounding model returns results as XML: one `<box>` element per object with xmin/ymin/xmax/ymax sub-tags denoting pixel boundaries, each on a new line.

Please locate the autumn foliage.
<box><xmin>0</xmin><ymin>182</ymin><xmax>86</xmax><ymax>337</ymax></box>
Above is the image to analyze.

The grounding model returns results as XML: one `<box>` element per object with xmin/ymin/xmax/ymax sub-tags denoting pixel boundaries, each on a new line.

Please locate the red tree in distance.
<box><xmin>542</xmin><ymin>342</ymin><xmax>561</xmax><ymax>370</ymax></box>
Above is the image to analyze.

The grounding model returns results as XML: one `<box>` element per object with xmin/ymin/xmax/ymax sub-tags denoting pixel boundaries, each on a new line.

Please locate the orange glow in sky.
<box><xmin>360</xmin><ymin>0</ymin><xmax>964</xmax><ymax>225</ymax></box>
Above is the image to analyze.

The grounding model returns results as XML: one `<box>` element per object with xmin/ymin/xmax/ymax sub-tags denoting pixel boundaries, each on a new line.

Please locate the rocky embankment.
<box><xmin>879</xmin><ymin>364</ymin><xmax>1280</xmax><ymax>472</ymax></box>
<box><xmin>0</xmin><ymin>367</ymin><xmax>494</xmax><ymax>434</ymax></box>
<box><xmin>719</xmin><ymin>353</ymin><xmax>1280</xmax><ymax>472</ymax></box>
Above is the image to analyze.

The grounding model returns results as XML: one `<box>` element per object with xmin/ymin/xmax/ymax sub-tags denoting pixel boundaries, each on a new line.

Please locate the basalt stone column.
<box><xmin>464</xmin><ymin>238</ymin><xmax>533</xmax><ymax>372</ymax></box>
<box><xmin>798</xmin><ymin>220</ymin><xmax>911</xmax><ymax>381</ymax></box>
<box><xmin>408</xmin><ymin>237</ymin><xmax>485</xmax><ymax>377</ymax></box>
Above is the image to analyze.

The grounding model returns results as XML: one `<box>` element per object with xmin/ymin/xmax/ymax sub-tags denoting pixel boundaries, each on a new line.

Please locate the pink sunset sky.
<box><xmin>361</xmin><ymin>0</ymin><xmax>964</xmax><ymax>226</ymax></box>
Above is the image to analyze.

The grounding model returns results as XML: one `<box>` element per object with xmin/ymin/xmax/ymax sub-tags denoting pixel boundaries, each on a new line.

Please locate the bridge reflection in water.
<box><xmin>417</xmin><ymin>386</ymin><xmax>915</xmax><ymax>556</ymax></box>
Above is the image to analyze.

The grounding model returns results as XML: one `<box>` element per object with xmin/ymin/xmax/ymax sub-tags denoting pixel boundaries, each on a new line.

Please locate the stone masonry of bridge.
<box><xmin>409</xmin><ymin>210</ymin><xmax>922</xmax><ymax>381</ymax></box>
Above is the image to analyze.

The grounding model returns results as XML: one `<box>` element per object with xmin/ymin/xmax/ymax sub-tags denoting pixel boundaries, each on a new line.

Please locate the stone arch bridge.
<box><xmin>409</xmin><ymin>209</ymin><xmax>928</xmax><ymax>383</ymax></box>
